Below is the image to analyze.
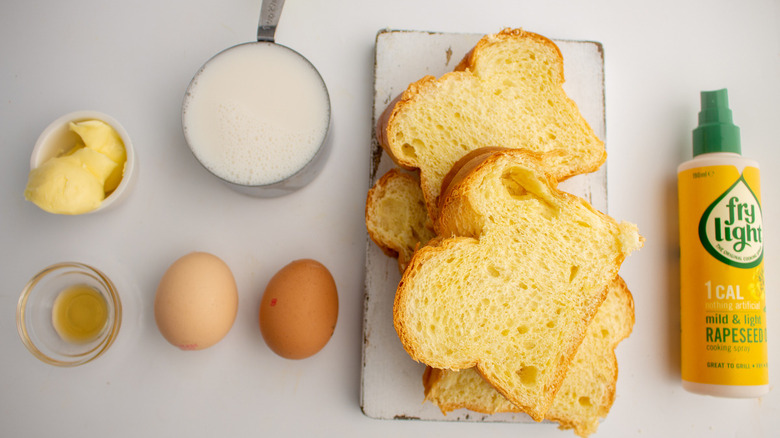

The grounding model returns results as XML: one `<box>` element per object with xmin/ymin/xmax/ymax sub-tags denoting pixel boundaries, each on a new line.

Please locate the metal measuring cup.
<box><xmin>182</xmin><ymin>0</ymin><xmax>332</xmax><ymax>198</ymax></box>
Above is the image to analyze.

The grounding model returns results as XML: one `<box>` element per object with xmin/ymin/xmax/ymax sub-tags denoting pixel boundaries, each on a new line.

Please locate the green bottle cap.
<box><xmin>692</xmin><ymin>88</ymin><xmax>741</xmax><ymax>156</ymax></box>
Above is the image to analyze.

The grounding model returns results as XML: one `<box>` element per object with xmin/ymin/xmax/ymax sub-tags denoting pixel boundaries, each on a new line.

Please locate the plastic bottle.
<box><xmin>678</xmin><ymin>88</ymin><xmax>768</xmax><ymax>397</ymax></box>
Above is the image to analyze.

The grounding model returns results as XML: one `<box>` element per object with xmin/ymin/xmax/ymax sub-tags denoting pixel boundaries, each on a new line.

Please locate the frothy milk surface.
<box><xmin>183</xmin><ymin>43</ymin><xmax>330</xmax><ymax>186</ymax></box>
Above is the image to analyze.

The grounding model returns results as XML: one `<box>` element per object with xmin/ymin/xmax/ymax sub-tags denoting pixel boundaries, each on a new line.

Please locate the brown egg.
<box><xmin>259</xmin><ymin>259</ymin><xmax>338</xmax><ymax>359</ymax></box>
<box><xmin>154</xmin><ymin>252</ymin><xmax>238</xmax><ymax>350</ymax></box>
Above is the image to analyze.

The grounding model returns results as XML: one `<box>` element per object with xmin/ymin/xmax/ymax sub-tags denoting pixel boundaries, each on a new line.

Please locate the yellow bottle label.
<box><xmin>679</xmin><ymin>164</ymin><xmax>767</xmax><ymax>386</ymax></box>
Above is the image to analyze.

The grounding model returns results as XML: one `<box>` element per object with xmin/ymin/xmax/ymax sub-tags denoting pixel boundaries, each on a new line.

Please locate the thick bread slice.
<box><xmin>393</xmin><ymin>149</ymin><xmax>642</xmax><ymax>421</ymax></box>
<box><xmin>377</xmin><ymin>28</ymin><xmax>605</xmax><ymax>220</ymax></box>
<box><xmin>423</xmin><ymin>276</ymin><xmax>635</xmax><ymax>437</ymax></box>
<box><xmin>365</xmin><ymin>168</ymin><xmax>436</xmax><ymax>271</ymax></box>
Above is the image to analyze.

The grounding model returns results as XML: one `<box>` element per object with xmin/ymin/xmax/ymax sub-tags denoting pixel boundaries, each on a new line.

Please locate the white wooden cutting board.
<box><xmin>361</xmin><ymin>29</ymin><xmax>607</xmax><ymax>422</ymax></box>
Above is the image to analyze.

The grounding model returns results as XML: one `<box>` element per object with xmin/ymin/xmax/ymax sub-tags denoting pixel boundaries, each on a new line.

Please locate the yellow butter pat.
<box><xmin>24</xmin><ymin>156</ymin><xmax>105</xmax><ymax>215</ymax></box>
<box><xmin>69</xmin><ymin>120</ymin><xmax>126</xmax><ymax>192</ymax></box>
<box><xmin>65</xmin><ymin>147</ymin><xmax>118</xmax><ymax>186</ymax></box>
<box><xmin>69</xmin><ymin>120</ymin><xmax>126</xmax><ymax>163</ymax></box>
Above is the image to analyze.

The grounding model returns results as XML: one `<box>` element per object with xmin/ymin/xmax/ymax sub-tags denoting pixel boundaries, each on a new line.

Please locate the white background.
<box><xmin>1</xmin><ymin>1</ymin><xmax>778</xmax><ymax>437</ymax></box>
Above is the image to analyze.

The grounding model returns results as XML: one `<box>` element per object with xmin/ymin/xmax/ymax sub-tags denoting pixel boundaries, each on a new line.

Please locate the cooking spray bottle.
<box><xmin>678</xmin><ymin>88</ymin><xmax>768</xmax><ymax>397</ymax></box>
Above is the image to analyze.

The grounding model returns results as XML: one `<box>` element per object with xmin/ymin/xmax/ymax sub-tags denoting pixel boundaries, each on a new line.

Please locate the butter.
<box><xmin>69</xmin><ymin>120</ymin><xmax>126</xmax><ymax>192</ymax></box>
<box><xmin>24</xmin><ymin>119</ymin><xmax>126</xmax><ymax>214</ymax></box>
<box><xmin>24</xmin><ymin>156</ymin><xmax>106</xmax><ymax>214</ymax></box>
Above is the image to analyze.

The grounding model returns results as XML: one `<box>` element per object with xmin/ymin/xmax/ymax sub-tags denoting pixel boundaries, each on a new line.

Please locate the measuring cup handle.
<box><xmin>257</xmin><ymin>0</ymin><xmax>285</xmax><ymax>42</ymax></box>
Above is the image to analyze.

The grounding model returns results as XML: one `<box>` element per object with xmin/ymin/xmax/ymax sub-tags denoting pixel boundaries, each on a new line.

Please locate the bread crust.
<box><xmin>365</xmin><ymin>168</ymin><xmax>404</xmax><ymax>259</ymax></box>
<box><xmin>375</xmin><ymin>92</ymin><xmax>406</xmax><ymax>167</ymax></box>
<box><xmin>454</xmin><ymin>28</ymin><xmax>565</xmax><ymax>74</ymax></box>
<box><xmin>438</xmin><ymin>146</ymin><xmax>510</xmax><ymax>211</ymax></box>
<box><xmin>365</xmin><ymin>168</ymin><xmax>435</xmax><ymax>272</ymax></box>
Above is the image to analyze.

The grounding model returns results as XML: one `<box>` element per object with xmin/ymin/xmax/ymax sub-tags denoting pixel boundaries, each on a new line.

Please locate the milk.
<box><xmin>183</xmin><ymin>43</ymin><xmax>330</xmax><ymax>186</ymax></box>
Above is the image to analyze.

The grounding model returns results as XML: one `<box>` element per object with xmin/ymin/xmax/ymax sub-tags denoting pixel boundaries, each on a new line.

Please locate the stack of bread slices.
<box><xmin>365</xmin><ymin>29</ymin><xmax>643</xmax><ymax>437</ymax></box>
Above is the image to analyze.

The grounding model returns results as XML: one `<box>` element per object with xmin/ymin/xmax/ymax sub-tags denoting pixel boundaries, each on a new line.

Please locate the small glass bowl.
<box><xmin>17</xmin><ymin>262</ymin><xmax>122</xmax><ymax>367</ymax></box>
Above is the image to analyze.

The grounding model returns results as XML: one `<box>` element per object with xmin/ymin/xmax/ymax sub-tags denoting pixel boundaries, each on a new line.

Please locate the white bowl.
<box><xmin>29</xmin><ymin>110</ymin><xmax>136</xmax><ymax>214</ymax></box>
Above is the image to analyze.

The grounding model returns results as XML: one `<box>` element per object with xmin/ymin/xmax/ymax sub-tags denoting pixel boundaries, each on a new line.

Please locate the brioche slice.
<box><xmin>423</xmin><ymin>276</ymin><xmax>635</xmax><ymax>437</ymax></box>
<box><xmin>377</xmin><ymin>28</ymin><xmax>605</xmax><ymax>220</ymax></box>
<box><xmin>366</xmin><ymin>168</ymin><xmax>436</xmax><ymax>272</ymax></box>
<box><xmin>393</xmin><ymin>149</ymin><xmax>642</xmax><ymax>421</ymax></box>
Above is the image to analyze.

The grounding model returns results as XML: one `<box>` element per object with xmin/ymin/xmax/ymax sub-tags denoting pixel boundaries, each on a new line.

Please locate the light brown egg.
<box><xmin>259</xmin><ymin>259</ymin><xmax>338</xmax><ymax>359</ymax></box>
<box><xmin>154</xmin><ymin>251</ymin><xmax>238</xmax><ymax>350</ymax></box>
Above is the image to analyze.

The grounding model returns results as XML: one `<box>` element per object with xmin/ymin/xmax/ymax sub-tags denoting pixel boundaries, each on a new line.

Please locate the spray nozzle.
<box><xmin>693</xmin><ymin>88</ymin><xmax>741</xmax><ymax>156</ymax></box>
